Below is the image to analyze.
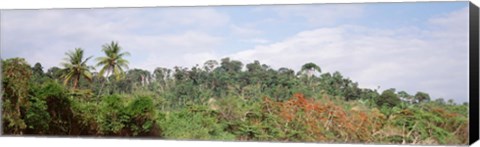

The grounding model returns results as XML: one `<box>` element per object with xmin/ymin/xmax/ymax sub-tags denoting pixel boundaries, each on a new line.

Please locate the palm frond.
<box><xmin>60</xmin><ymin>48</ymin><xmax>93</xmax><ymax>89</ymax></box>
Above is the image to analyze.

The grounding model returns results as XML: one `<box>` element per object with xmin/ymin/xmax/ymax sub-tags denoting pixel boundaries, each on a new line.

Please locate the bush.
<box><xmin>259</xmin><ymin>93</ymin><xmax>386</xmax><ymax>143</ymax></box>
<box><xmin>70</xmin><ymin>99</ymin><xmax>100</xmax><ymax>135</ymax></box>
<box><xmin>97</xmin><ymin>95</ymin><xmax>128</xmax><ymax>135</ymax></box>
<box><xmin>38</xmin><ymin>81</ymin><xmax>74</xmax><ymax>135</ymax></box>
<box><xmin>383</xmin><ymin>103</ymin><xmax>468</xmax><ymax>145</ymax></box>
<box><xmin>158</xmin><ymin>104</ymin><xmax>234</xmax><ymax>140</ymax></box>
<box><xmin>376</xmin><ymin>90</ymin><xmax>401</xmax><ymax>108</ymax></box>
<box><xmin>2</xmin><ymin>58</ymin><xmax>32</xmax><ymax>134</ymax></box>
<box><xmin>97</xmin><ymin>95</ymin><xmax>160</xmax><ymax>136</ymax></box>
<box><xmin>24</xmin><ymin>96</ymin><xmax>50</xmax><ymax>134</ymax></box>
<box><xmin>214</xmin><ymin>95</ymin><xmax>267</xmax><ymax>141</ymax></box>
<box><xmin>124</xmin><ymin>96</ymin><xmax>158</xmax><ymax>136</ymax></box>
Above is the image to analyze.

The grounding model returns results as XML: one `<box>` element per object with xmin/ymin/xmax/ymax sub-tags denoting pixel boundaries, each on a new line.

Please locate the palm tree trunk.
<box><xmin>73</xmin><ymin>74</ymin><xmax>80</xmax><ymax>90</ymax></box>
<box><xmin>97</xmin><ymin>69</ymin><xmax>110</xmax><ymax>102</ymax></box>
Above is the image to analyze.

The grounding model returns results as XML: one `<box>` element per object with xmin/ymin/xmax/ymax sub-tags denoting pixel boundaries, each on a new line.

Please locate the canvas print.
<box><xmin>0</xmin><ymin>1</ymin><xmax>471</xmax><ymax>145</ymax></box>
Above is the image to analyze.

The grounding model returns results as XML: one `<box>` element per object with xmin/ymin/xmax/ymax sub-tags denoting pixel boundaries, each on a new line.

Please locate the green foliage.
<box><xmin>158</xmin><ymin>104</ymin><xmax>235</xmax><ymax>140</ymax></box>
<box><xmin>97</xmin><ymin>95</ymin><xmax>128</xmax><ymax>135</ymax></box>
<box><xmin>32</xmin><ymin>62</ymin><xmax>44</xmax><ymax>76</ymax></box>
<box><xmin>96</xmin><ymin>41</ymin><xmax>130</xmax><ymax>81</ymax></box>
<box><xmin>124</xmin><ymin>96</ymin><xmax>156</xmax><ymax>136</ymax></box>
<box><xmin>97</xmin><ymin>94</ymin><xmax>159</xmax><ymax>136</ymax></box>
<box><xmin>1</xmin><ymin>56</ymin><xmax>469</xmax><ymax>145</ymax></box>
<box><xmin>46</xmin><ymin>66</ymin><xmax>63</xmax><ymax>81</ymax></box>
<box><xmin>24</xmin><ymin>95</ymin><xmax>50</xmax><ymax>134</ymax></box>
<box><xmin>376</xmin><ymin>89</ymin><xmax>401</xmax><ymax>108</ymax></box>
<box><xmin>60</xmin><ymin>48</ymin><xmax>94</xmax><ymax>89</ymax></box>
<box><xmin>70</xmin><ymin>99</ymin><xmax>100</xmax><ymax>135</ymax></box>
<box><xmin>300</xmin><ymin>62</ymin><xmax>321</xmax><ymax>77</ymax></box>
<box><xmin>31</xmin><ymin>62</ymin><xmax>50</xmax><ymax>84</ymax></box>
<box><xmin>415</xmin><ymin>92</ymin><xmax>431</xmax><ymax>103</ymax></box>
<box><xmin>39</xmin><ymin>81</ymin><xmax>74</xmax><ymax>135</ymax></box>
<box><xmin>2</xmin><ymin>58</ymin><xmax>32</xmax><ymax>134</ymax></box>
<box><xmin>213</xmin><ymin>95</ymin><xmax>270</xmax><ymax>140</ymax></box>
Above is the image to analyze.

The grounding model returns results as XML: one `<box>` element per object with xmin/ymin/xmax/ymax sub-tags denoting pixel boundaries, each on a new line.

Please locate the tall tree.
<box><xmin>2</xmin><ymin>58</ymin><xmax>32</xmax><ymax>134</ymax></box>
<box><xmin>96</xmin><ymin>41</ymin><xmax>130</xmax><ymax>81</ymax></box>
<box><xmin>203</xmin><ymin>60</ymin><xmax>218</xmax><ymax>73</ymax></box>
<box><xmin>32</xmin><ymin>62</ymin><xmax>44</xmax><ymax>76</ymax></box>
<box><xmin>376</xmin><ymin>88</ymin><xmax>401</xmax><ymax>107</ymax></box>
<box><xmin>96</xmin><ymin>41</ymin><xmax>130</xmax><ymax>95</ymax></box>
<box><xmin>31</xmin><ymin>62</ymin><xmax>46</xmax><ymax>84</ymax></box>
<box><xmin>447</xmin><ymin>99</ymin><xmax>455</xmax><ymax>105</ymax></box>
<box><xmin>126</xmin><ymin>68</ymin><xmax>152</xmax><ymax>90</ymax></box>
<box><xmin>278</xmin><ymin>67</ymin><xmax>295</xmax><ymax>77</ymax></box>
<box><xmin>398</xmin><ymin>91</ymin><xmax>413</xmax><ymax>103</ymax></box>
<box><xmin>46</xmin><ymin>66</ymin><xmax>63</xmax><ymax>80</ymax></box>
<box><xmin>220</xmin><ymin>57</ymin><xmax>243</xmax><ymax>74</ymax></box>
<box><xmin>414</xmin><ymin>91</ymin><xmax>431</xmax><ymax>103</ymax></box>
<box><xmin>299</xmin><ymin>62</ymin><xmax>321</xmax><ymax>78</ymax></box>
<box><xmin>434</xmin><ymin>98</ymin><xmax>446</xmax><ymax>105</ymax></box>
<box><xmin>299</xmin><ymin>62</ymin><xmax>321</xmax><ymax>90</ymax></box>
<box><xmin>153</xmin><ymin>67</ymin><xmax>172</xmax><ymax>92</ymax></box>
<box><xmin>218</xmin><ymin>58</ymin><xmax>244</xmax><ymax>96</ymax></box>
<box><xmin>60</xmin><ymin>48</ymin><xmax>94</xmax><ymax>89</ymax></box>
<box><xmin>246</xmin><ymin>60</ymin><xmax>267</xmax><ymax>85</ymax></box>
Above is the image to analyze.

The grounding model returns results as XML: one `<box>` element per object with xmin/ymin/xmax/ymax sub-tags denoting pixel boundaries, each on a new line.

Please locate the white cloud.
<box><xmin>0</xmin><ymin>5</ymin><xmax>469</xmax><ymax>103</ymax></box>
<box><xmin>1</xmin><ymin>8</ymin><xmax>227</xmax><ymax>72</ymax></box>
<box><xmin>115</xmin><ymin>31</ymin><xmax>223</xmax><ymax>72</ymax></box>
<box><xmin>264</xmin><ymin>4</ymin><xmax>366</xmax><ymax>26</ymax></box>
<box><xmin>230</xmin><ymin>24</ymin><xmax>263</xmax><ymax>37</ymax></box>
<box><xmin>138</xmin><ymin>7</ymin><xmax>230</xmax><ymax>30</ymax></box>
<box><xmin>227</xmin><ymin>7</ymin><xmax>469</xmax><ymax>103</ymax></box>
<box><xmin>249</xmin><ymin>38</ymin><xmax>270</xmax><ymax>44</ymax></box>
<box><xmin>239</xmin><ymin>38</ymin><xmax>270</xmax><ymax>44</ymax></box>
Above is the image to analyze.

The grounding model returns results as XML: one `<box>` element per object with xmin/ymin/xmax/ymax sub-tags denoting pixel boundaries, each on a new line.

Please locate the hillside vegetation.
<box><xmin>1</xmin><ymin>41</ymin><xmax>469</xmax><ymax>145</ymax></box>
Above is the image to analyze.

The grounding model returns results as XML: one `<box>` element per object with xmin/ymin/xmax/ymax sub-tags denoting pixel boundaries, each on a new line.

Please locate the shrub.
<box><xmin>97</xmin><ymin>95</ymin><xmax>128</xmax><ymax>135</ymax></box>
<box><xmin>158</xmin><ymin>104</ymin><xmax>234</xmax><ymax>140</ymax></box>
<box><xmin>70</xmin><ymin>100</ymin><xmax>100</xmax><ymax>135</ymax></box>
<box><xmin>38</xmin><ymin>81</ymin><xmax>74</xmax><ymax>135</ymax></box>
<box><xmin>124</xmin><ymin>96</ymin><xmax>158</xmax><ymax>136</ymax></box>
<box><xmin>24</xmin><ymin>96</ymin><xmax>50</xmax><ymax>134</ymax></box>
<box><xmin>260</xmin><ymin>93</ymin><xmax>385</xmax><ymax>143</ymax></box>
<box><xmin>97</xmin><ymin>95</ymin><xmax>160</xmax><ymax>137</ymax></box>
<box><xmin>214</xmin><ymin>95</ymin><xmax>266</xmax><ymax>141</ymax></box>
<box><xmin>2</xmin><ymin>58</ymin><xmax>32</xmax><ymax>134</ymax></box>
<box><xmin>376</xmin><ymin>90</ymin><xmax>401</xmax><ymax>108</ymax></box>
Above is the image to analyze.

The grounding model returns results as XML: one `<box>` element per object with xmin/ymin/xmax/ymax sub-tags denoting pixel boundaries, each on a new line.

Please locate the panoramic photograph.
<box><xmin>0</xmin><ymin>1</ymin><xmax>470</xmax><ymax>145</ymax></box>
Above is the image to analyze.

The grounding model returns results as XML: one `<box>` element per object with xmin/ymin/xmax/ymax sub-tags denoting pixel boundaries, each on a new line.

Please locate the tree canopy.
<box><xmin>60</xmin><ymin>48</ymin><xmax>94</xmax><ymax>89</ymax></box>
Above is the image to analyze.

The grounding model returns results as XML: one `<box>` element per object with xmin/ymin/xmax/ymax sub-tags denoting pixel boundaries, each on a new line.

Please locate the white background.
<box><xmin>0</xmin><ymin>0</ymin><xmax>478</xmax><ymax>147</ymax></box>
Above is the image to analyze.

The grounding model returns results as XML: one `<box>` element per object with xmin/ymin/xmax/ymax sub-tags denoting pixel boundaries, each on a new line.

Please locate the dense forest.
<box><xmin>1</xmin><ymin>41</ymin><xmax>469</xmax><ymax>145</ymax></box>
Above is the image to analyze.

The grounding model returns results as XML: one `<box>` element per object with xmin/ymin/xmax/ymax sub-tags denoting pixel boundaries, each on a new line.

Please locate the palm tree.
<box><xmin>60</xmin><ymin>48</ymin><xmax>94</xmax><ymax>89</ymax></box>
<box><xmin>96</xmin><ymin>41</ymin><xmax>130</xmax><ymax>95</ymax></box>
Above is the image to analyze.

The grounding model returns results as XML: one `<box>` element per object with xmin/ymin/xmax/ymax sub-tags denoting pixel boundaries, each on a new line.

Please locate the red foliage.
<box><xmin>261</xmin><ymin>93</ymin><xmax>383</xmax><ymax>143</ymax></box>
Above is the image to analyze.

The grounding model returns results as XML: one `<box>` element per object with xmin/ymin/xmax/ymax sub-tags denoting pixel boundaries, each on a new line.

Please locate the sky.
<box><xmin>0</xmin><ymin>2</ymin><xmax>470</xmax><ymax>103</ymax></box>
